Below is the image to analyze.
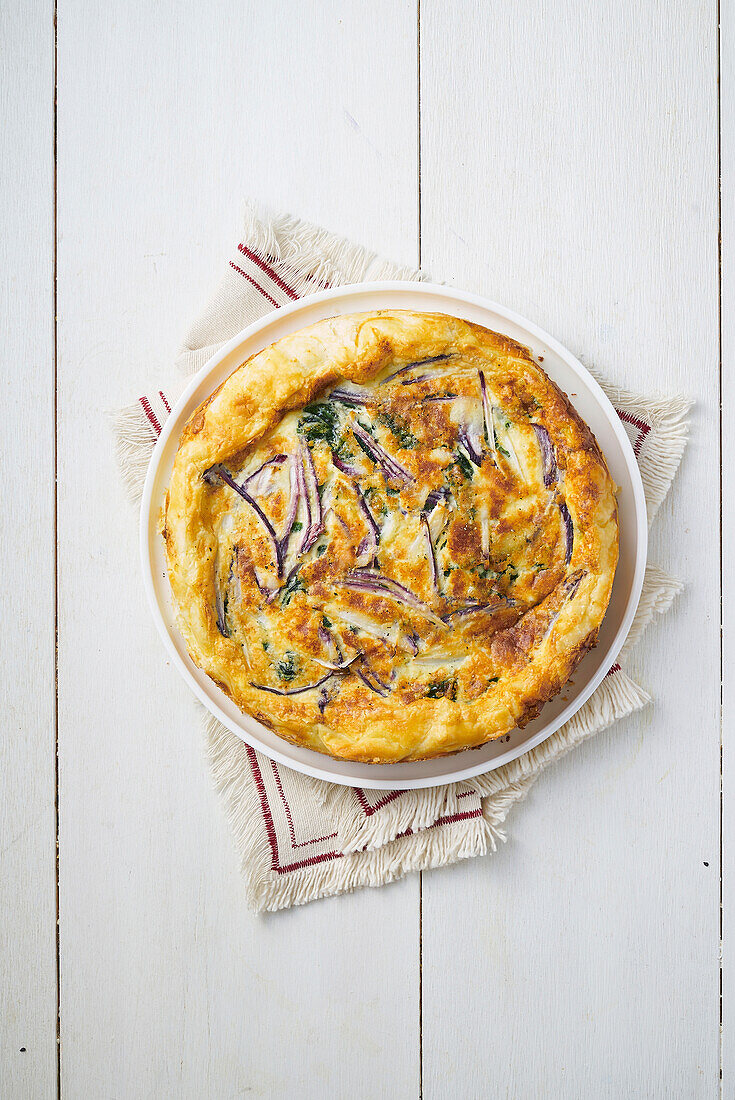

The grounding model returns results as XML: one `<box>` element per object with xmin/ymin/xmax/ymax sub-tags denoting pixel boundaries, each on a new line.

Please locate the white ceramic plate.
<box><xmin>140</xmin><ymin>282</ymin><xmax>647</xmax><ymax>789</ymax></box>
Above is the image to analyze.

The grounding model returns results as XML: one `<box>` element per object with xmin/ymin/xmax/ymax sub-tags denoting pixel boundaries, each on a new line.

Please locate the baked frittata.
<box><xmin>163</xmin><ymin>310</ymin><xmax>618</xmax><ymax>762</ymax></box>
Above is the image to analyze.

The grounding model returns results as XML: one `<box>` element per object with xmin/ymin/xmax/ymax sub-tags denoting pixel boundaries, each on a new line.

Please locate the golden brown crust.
<box><xmin>164</xmin><ymin>311</ymin><xmax>619</xmax><ymax>762</ymax></box>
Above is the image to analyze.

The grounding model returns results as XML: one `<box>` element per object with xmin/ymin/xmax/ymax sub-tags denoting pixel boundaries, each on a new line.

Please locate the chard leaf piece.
<box><xmin>276</xmin><ymin>652</ymin><xmax>300</xmax><ymax>681</ymax></box>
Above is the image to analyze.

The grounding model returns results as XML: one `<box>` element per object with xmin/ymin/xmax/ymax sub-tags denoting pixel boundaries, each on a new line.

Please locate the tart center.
<box><xmin>202</xmin><ymin>352</ymin><xmax>577</xmax><ymax>708</ymax></box>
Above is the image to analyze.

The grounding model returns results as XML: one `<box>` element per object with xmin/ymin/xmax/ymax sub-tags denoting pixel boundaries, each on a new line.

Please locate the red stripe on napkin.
<box><xmin>237</xmin><ymin>243</ymin><xmax>299</xmax><ymax>300</ymax></box>
<box><xmin>271</xmin><ymin>760</ymin><xmax>338</xmax><ymax>849</ymax></box>
<box><xmin>616</xmin><ymin>409</ymin><xmax>652</xmax><ymax>456</ymax></box>
<box><xmin>139</xmin><ymin>395</ymin><xmax>161</xmax><ymax>435</ymax></box>
<box><xmin>229</xmin><ymin>261</ymin><xmax>282</xmax><ymax>309</ymax></box>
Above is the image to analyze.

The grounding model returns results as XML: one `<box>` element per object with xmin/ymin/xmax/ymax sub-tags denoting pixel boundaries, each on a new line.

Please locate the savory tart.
<box><xmin>163</xmin><ymin>310</ymin><xmax>618</xmax><ymax>762</ymax></box>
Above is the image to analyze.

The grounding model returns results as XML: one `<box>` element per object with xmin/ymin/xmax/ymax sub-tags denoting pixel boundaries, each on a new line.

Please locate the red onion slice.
<box><xmin>478</xmin><ymin>371</ymin><xmax>495</xmax><ymax>452</ymax></box>
<box><xmin>355</xmin><ymin>666</ymin><xmax>391</xmax><ymax>697</ymax></box>
<box><xmin>559</xmin><ymin>502</ymin><xmax>574</xmax><ymax>563</ymax></box>
<box><xmin>355</xmin><ymin>484</ymin><xmax>381</xmax><ymax>540</ymax></box>
<box><xmin>351</xmin><ymin>421</ymin><xmax>414</xmax><ymax>484</ymax></box>
<box><xmin>347</xmin><ymin>568</ymin><xmax>425</xmax><ymax>596</ymax></box>
<box><xmin>249</xmin><ymin>672</ymin><xmax>336</xmax><ymax>696</ymax></box>
<box><xmin>329</xmin><ymin>386</ymin><xmax>377</xmax><ymax>406</ymax></box>
<box><xmin>355</xmin><ymin>532</ymin><xmax>378</xmax><ymax>568</ymax></box>
<box><xmin>563</xmin><ymin>571</ymin><xmax>584</xmax><ymax>600</ymax></box>
<box><xmin>267</xmin><ymin>561</ymin><xmax>303</xmax><ymax>604</ymax></box>
<box><xmin>422</xmin><ymin>486</ymin><xmax>451</xmax><ymax>513</ymax></box>
<box><xmin>338</xmin><ymin>569</ymin><xmax>446</xmax><ymax>628</ymax></box>
<box><xmin>331</xmin><ymin>452</ymin><xmax>363</xmax><ymax>478</ymax></box>
<box><xmin>312</xmin><ymin>654</ymin><xmax>358</xmax><ymax>671</ymax></box>
<box><xmin>314</xmin><ymin>623</ymin><xmax>353</xmax><ymax>669</ymax></box>
<box><xmin>244</xmin><ymin>453</ymin><xmax>287</xmax><ymax>491</ymax></box>
<box><xmin>317</xmin><ymin>687</ymin><xmax>332</xmax><ymax>714</ymax></box>
<box><xmin>372</xmin><ymin>673</ymin><xmax>393</xmax><ymax>693</ymax></box>
<box><xmin>441</xmin><ymin>600</ymin><xmax>512</xmax><ymax>622</ymax></box>
<box><xmin>457</xmin><ymin>424</ymin><xmax>483</xmax><ymax>467</ymax></box>
<box><xmin>399</xmin><ymin>373</ymin><xmax>439</xmax><ymax>386</ymax></box>
<box><xmin>203</xmin><ymin>464</ymin><xmax>283</xmax><ymax>576</ymax></box>
<box><xmin>532</xmin><ymin>424</ymin><xmax>558</xmax><ymax>487</ymax></box>
<box><xmin>214</xmin><ymin>581</ymin><xmax>228</xmax><ymax>637</ymax></box>
<box><xmin>362</xmin><ymin>662</ymin><xmax>392</xmax><ymax>692</ymax></box>
<box><xmin>253</xmin><ymin>566</ymin><xmax>278</xmax><ymax>600</ymax></box>
<box><xmin>384</xmin><ymin>355</ymin><xmax>451</xmax><ymax>382</ymax></box>
<box><xmin>279</xmin><ymin>452</ymin><xmax>302</xmax><ymax>554</ymax></box>
<box><xmin>421</xmin><ymin>514</ymin><xmax>440</xmax><ymax>594</ymax></box>
<box><xmin>300</xmin><ymin>441</ymin><xmax>323</xmax><ymax>551</ymax></box>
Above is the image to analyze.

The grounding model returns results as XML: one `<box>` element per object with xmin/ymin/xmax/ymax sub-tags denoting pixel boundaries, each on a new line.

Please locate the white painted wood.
<box><xmin>44</xmin><ymin>0</ymin><xmax>725</xmax><ymax>1095</ymax></box>
<box><xmin>0</xmin><ymin>3</ymin><xmax>58</xmax><ymax>1097</ymax></box>
<box><xmin>721</xmin><ymin>5</ymin><xmax>734</xmax><ymax>1095</ymax></box>
<box><xmin>56</xmin><ymin>2</ymin><xmax>420</xmax><ymax>1096</ymax></box>
<box><xmin>420</xmin><ymin>2</ymin><xmax>720</xmax><ymax>1096</ymax></box>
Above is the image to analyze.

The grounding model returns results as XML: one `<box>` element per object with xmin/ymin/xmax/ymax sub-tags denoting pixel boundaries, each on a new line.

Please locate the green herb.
<box><xmin>316</xmin><ymin>544</ymin><xmax>327</xmax><ymax>556</ymax></box>
<box><xmin>291</xmin><ymin>521</ymin><xmax>303</xmax><ymax>532</ymax></box>
<box><xmin>275</xmin><ymin>652</ymin><xmax>300</xmax><ymax>682</ymax></box>
<box><xmin>280</xmin><ymin>572</ymin><xmax>306</xmax><ymax>606</ymax></box>
<box><xmin>353</xmin><ymin>431</ymin><xmax>378</xmax><ymax>462</ymax></box>
<box><xmin>475</xmin><ymin>564</ymin><xmax>496</xmax><ymax>580</ymax></box>
<box><xmin>364</xmin><ymin>485</ymin><xmax>389</xmax><ymax>515</ymax></box>
<box><xmin>488</xmin><ymin>676</ymin><xmax>499</xmax><ymax>684</ymax></box>
<box><xmin>534</xmin><ymin>562</ymin><xmax>546</xmax><ymax>571</ymax></box>
<box><xmin>386</xmin><ymin>486</ymin><xmax>399</xmax><ymax>496</ymax></box>
<box><xmin>262</xmin><ymin>640</ymin><xmax>270</xmax><ymax>652</ymax></box>
<box><xmin>497</xmin><ymin>444</ymin><xmax>510</xmax><ymax>458</ymax></box>
<box><xmin>376</xmin><ymin>411</ymin><xmax>418</xmax><ymax>450</ymax></box>
<box><xmin>349</xmin><ymin>429</ymin><xmax>374</xmax><ymax>459</ymax></box>
<box><xmin>455</xmin><ymin>451</ymin><xmax>474</xmax><ymax>480</ymax></box>
<box><xmin>425</xmin><ymin>678</ymin><xmax>457</xmax><ymax>700</ymax></box>
<box><xmin>495</xmin><ymin>561</ymin><xmax>517</xmax><ymax>582</ymax></box>
<box><xmin>334</xmin><ymin>440</ymin><xmax>356</xmax><ymax>462</ymax></box>
<box><xmin>298</xmin><ymin>402</ymin><xmax>340</xmax><ymax>448</ymax></box>
<box><xmin>321</xmin><ymin>615</ymin><xmax>332</xmax><ymax>629</ymax></box>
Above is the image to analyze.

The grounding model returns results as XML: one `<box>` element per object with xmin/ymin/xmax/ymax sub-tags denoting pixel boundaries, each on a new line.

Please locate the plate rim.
<box><xmin>139</xmin><ymin>280</ymin><xmax>648</xmax><ymax>789</ymax></box>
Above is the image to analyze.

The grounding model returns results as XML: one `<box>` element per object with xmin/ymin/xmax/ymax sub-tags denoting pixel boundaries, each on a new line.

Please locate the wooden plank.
<box><xmin>0</xmin><ymin>2</ymin><xmax>58</xmax><ymax>1098</ymax></box>
<box><xmin>420</xmin><ymin>2</ymin><xmax>720</xmax><ymax>1095</ymax></box>
<box><xmin>721</xmin><ymin>4</ymin><xmax>734</xmax><ymax>1092</ymax></box>
<box><xmin>55</xmin><ymin>2</ymin><xmax>420</xmax><ymax>1096</ymax></box>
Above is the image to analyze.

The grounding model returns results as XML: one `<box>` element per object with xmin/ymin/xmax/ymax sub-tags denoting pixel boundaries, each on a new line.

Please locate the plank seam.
<box><xmin>718</xmin><ymin>0</ymin><xmax>724</xmax><ymax>1092</ymax></box>
<box><xmin>53</xmin><ymin>2</ymin><xmax>61</xmax><ymax>1096</ymax></box>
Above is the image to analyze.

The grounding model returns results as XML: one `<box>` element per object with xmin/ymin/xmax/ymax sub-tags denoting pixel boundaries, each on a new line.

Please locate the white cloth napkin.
<box><xmin>115</xmin><ymin>202</ymin><xmax>689</xmax><ymax>911</ymax></box>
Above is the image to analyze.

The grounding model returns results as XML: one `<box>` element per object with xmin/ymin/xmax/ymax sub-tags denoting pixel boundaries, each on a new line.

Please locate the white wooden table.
<box><xmin>1</xmin><ymin>2</ymin><xmax>729</xmax><ymax>1095</ymax></box>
